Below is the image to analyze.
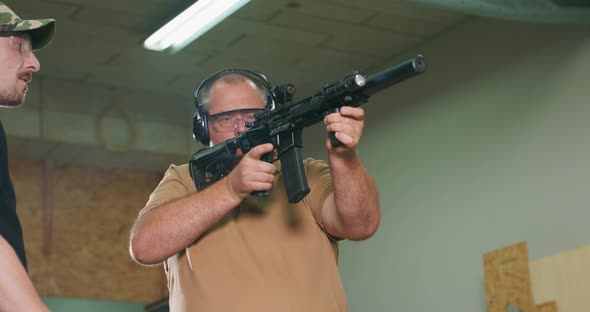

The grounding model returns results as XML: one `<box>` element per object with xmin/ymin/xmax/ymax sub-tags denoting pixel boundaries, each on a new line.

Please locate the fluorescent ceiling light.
<box><xmin>144</xmin><ymin>0</ymin><xmax>251</xmax><ymax>53</ymax></box>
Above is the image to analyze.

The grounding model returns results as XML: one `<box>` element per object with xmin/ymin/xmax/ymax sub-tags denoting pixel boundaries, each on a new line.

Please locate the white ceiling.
<box><xmin>4</xmin><ymin>0</ymin><xmax>470</xmax><ymax>171</ymax></box>
<box><xmin>5</xmin><ymin>0</ymin><xmax>589</xmax><ymax>171</ymax></box>
<box><xmin>10</xmin><ymin>0</ymin><xmax>467</xmax><ymax>107</ymax></box>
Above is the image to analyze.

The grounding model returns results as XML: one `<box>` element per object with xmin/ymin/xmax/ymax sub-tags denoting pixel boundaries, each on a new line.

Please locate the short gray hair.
<box><xmin>198</xmin><ymin>71</ymin><xmax>268</xmax><ymax>113</ymax></box>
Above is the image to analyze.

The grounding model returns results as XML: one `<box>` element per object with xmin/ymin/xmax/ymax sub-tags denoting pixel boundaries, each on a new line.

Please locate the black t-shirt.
<box><xmin>0</xmin><ymin>120</ymin><xmax>27</xmax><ymax>270</ymax></box>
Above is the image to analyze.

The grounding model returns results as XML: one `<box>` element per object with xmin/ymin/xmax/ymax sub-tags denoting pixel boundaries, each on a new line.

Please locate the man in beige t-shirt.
<box><xmin>130</xmin><ymin>69</ymin><xmax>381</xmax><ymax>312</ymax></box>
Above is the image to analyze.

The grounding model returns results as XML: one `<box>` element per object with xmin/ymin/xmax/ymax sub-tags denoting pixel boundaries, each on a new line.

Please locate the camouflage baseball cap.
<box><xmin>0</xmin><ymin>1</ymin><xmax>55</xmax><ymax>50</ymax></box>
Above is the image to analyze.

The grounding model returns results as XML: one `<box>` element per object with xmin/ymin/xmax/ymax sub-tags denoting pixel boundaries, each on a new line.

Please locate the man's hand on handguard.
<box><xmin>323</xmin><ymin>106</ymin><xmax>365</xmax><ymax>156</ymax></box>
<box><xmin>226</xmin><ymin>143</ymin><xmax>277</xmax><ymax>201</ymax></box>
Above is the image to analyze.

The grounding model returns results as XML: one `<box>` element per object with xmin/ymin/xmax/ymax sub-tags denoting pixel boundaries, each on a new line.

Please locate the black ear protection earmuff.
<box><xmin>192</xmin><ymin>69</ymin><xmax>274</xmax><ymax>146</ymax></box>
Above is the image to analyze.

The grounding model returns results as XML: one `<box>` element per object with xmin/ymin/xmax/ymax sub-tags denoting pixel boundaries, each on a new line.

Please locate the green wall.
<box><xmin>337</xmin><ymin>17</ymin><xmax>590</xmax><ymax>311</ymax></box>
<box><xmin>42</xmin><ymin>297</ymin><xmax>144</xmax><ymax>312</ymax></box>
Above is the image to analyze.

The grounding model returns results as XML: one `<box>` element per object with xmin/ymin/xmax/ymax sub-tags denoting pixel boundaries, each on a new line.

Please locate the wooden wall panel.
<box><xmin>536</xmin><ymin>302</ymin><xmax>558</xmax><ymax>312</ymax></box>
<box><xmin>483</xmin><ymin>242</ymin><xmax>538</xmax><ymax>312</ymax></box>
<box><xmin>10</xmin><ymin>158</ymin><xmax>168</xmax><ymax>303</ymax></box>
<box><xmin>484</xmin><ymin>241</ymin><xmax>590</xmax><ymax>312</ymax></box>
<box><xmin>530</xmin><ymin>244</ymin><xmax>590</xmax><ymax>312</ymax></box>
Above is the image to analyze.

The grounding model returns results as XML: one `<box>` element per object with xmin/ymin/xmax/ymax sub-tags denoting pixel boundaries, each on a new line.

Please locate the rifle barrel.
<box><xmin>361</xmin><ymin>54</ymin><xmax>426</xmax><ymax>97</ymax></box>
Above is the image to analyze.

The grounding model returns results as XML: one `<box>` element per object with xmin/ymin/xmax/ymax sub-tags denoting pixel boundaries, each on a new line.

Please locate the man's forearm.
<box><xmin>0</xmin><ymin>237</ymin><xmax>50</xmax><ymax>312</ymax></box>
<box><xmin>327</xmin><ymin>151</ymin><xmax>380</xmax><ymax>240</ymax></box>
<box><xmin>130</xmin><ymin>178</ymin><xmax>242</xmax><ymax>265</ymax></box>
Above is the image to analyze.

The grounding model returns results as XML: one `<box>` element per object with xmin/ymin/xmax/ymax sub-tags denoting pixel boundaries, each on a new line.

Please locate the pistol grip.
<box><xmin>251</xmin><ymin>151</ymin><xmax>274</xmax><ymax>198</ymax></box>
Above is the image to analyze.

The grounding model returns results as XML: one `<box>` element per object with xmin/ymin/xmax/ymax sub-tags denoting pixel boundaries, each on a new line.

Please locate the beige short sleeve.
<box><xmin>302</xmin><ymin>158</ymin><xmax>333</xmax><ymax>228</ymax></box>
<box><xmin>138</xmin><ymin>164</ymin><xmax>195</xmax><ymax>217</ymax></box>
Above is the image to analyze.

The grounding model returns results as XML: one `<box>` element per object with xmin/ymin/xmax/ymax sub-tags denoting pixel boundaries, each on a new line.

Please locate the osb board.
<box><xmin>10</xmin><ymin>158</ymin><xmax>168</xmax><ymax>303</ymax></box>
<box><xmin>530</xmin><ymin>244</ymin><xmax>590</xmax><ymax>312</ymax></box>
<box><xmin>483</xmin><ymin>241</ymin><xmax>538</xmax><ymax>312</ymax></box>
<box><xmin>536</xmin><ymin>302</ymin><xmax>558</xmax><ymax>312</ymax></box>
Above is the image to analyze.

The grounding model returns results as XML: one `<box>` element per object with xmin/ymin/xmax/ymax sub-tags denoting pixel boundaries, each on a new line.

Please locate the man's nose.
<box><xmin>26</xmin><ymin>52</ymin><xmax>41</xmax><ymax>72</ymax></box>
<box><xmin>233</xmin><ymin>117</ymin><xmax>249</xmax><ymax>136</ymax></box>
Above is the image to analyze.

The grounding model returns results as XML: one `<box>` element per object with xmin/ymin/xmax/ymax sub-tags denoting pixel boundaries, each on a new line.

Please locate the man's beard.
<box><xmin>0</xmin><ymin>86</ymin><xmax>26</xmax><ymax>108</ymax></box>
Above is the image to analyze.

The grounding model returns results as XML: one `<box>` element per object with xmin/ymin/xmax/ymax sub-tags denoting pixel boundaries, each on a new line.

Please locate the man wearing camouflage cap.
<box><xmin>1</xmin><ymin>1</ymin><xmax>54</xmax><ymax>311</ymax></box>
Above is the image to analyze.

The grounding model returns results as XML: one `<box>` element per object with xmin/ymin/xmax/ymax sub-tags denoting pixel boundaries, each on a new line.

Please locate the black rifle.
<box><xmin>189</xmin><ymin>54</ymin><xmax>426</xmax><ymax>203</ymax></box>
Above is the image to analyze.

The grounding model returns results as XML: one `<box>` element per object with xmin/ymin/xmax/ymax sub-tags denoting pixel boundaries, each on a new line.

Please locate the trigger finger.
<box><xmin>251</xmin><ymin>143</ymin><xmax>274</xmax><ymax>158</ymax></box>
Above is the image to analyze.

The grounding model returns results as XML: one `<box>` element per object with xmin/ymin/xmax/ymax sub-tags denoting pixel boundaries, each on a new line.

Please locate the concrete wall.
<box><xmin>338</xmin><ymin>17</ymin><xmax>590</xmax><ymax>311</ymax></box>
<box><xmin>0</xmin><ymin>78</ymin><xmax>194</xmax><ymax>172</ymax></box>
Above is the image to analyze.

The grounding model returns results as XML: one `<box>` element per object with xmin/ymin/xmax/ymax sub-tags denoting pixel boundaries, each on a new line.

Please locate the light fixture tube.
<box><xmin>144</xmin><ymin>0</ymin><xmax>251</xmax><ymax>53</ymax></box>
